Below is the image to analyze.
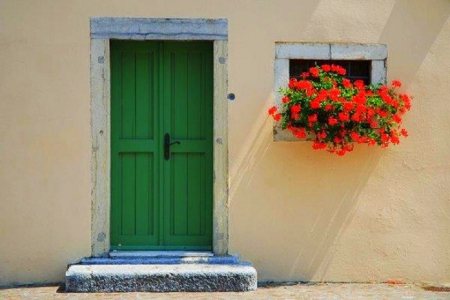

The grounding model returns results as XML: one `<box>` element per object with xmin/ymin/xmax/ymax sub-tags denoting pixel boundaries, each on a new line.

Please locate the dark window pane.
<box><xmin>289</xmin><ymin>59</ymin><xmax>371</xmax><ymax>84</ymax></box>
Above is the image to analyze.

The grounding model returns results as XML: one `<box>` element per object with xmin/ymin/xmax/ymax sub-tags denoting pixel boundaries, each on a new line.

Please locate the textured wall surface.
<box><xmin>1</xmin><ymin>0</ymin><xmax>449</xmax><ymax>285</ymax></box>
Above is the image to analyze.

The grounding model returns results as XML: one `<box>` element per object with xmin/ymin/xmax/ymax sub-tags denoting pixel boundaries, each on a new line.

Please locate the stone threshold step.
<box><xmin>65</xmin><ymin>264</ymin><xmax>257</xmax><ymax>292</ymax></box>
<box><xmin>81</xmin><ymin>255</ymin><xmax>242</xmax><ymax>265</ymax></box>
<box><xmin>109</xmin><ymin>251</ymin><xmax>214</xmax><ymax>258</ymax></box>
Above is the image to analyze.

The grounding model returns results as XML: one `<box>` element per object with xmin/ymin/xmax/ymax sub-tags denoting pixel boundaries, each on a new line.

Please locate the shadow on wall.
<box><xmin>228</xmin><ymin>0</ymin><xmax>450</xmax><ymax>282</ymax></box>
<box><xmin>227</xmin><ymin>0</ymin><xmax>321</xmax><ymax>175</ymax></box>
<box><xmin>229</xmin><ymin>100</ymin><xmax>383</xmax><ymax>281</ymax></box>
<box><xmin>379</xmin><ymin>0</ymin><xmax>450</xmax><ymax>83</ymax></box>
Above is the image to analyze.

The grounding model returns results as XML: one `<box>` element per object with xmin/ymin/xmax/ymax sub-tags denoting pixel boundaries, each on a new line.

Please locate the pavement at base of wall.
<box><xmin>1</xmin><ymin>283</ymin><xmax>450</xmax><ymax>300</ymax></box>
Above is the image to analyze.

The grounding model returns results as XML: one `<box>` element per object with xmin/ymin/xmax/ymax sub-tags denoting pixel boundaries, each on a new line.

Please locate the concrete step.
<box><xmin>80</xmin><ymin>254</ymin><xmax>242</xmax><ymax>265</ymax></box>
<box><xmin>65</xmin><ymin>263</ymin><xmax>257</xmax><ymax>292</ymax></box>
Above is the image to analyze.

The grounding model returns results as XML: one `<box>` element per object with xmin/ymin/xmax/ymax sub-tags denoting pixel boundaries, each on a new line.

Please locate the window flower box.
<box><xmin>269</xmin><ymin>64</ymin><xmax>412</xmax><ymax>156</ymax></box>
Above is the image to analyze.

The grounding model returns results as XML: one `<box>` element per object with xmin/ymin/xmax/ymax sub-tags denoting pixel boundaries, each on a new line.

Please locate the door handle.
<box><xmin>164</xmin><ymin>133</ymin><xmax>180</xmax><ymax>160</ymax></box>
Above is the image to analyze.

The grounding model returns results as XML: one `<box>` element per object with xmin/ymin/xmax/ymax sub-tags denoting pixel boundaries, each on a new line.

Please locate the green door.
<box><xmin>110</xmin><ymin>41</ymin><xmax>213</xmax><ymax>251</ymax></box>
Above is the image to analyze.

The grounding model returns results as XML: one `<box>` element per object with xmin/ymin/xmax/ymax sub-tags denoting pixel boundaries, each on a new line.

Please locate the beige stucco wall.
<box><xmin>1</xmin><ymin>0</ymin><xmax>449</xmax><ymax>285</ymax></box>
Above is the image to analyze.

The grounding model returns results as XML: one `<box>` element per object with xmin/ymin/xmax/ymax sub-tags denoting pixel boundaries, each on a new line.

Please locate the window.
<box><xmin>290</xmin><ymin>60</ymin><xmax>371</xmax><ymax>84</ymax></box>
<box><xmin>274</xmin><ymin>43</ymin><xmax>387</xmax><ymax>141</ymax></box>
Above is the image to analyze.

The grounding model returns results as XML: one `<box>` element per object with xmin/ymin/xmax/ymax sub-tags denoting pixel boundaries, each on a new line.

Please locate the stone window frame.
<box><xmin>273</xmin><ymin>42</ymin><xmax>387</xmax><ymax>141</ymax></box>
<box><xmin>90</xmin><ymin>17</ymin><xmax>229</xmax><ymax>257</ymax></box>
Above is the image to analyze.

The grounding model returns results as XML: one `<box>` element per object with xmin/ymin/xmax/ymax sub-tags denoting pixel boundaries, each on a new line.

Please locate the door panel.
<box><xmin>163</xmin><ymin>42</ymin><xmax>213</xmax><ymax>247</ymax></box>
<box><xmin>111</xmin><ymin>41</ymin><xmax>160</xmax><ymax>248</ymax></box>
<box><xmin>111</xmin><ymin>41</ymin><xmax>212</xmax><ymax>250</ymax></box>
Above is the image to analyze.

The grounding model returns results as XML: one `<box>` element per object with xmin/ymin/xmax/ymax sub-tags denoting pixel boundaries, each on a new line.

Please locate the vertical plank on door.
<box><xmin>135</xmin><ymin>52</ymin><xmax>150</xmax><ymax>236</ymax></box>
<box><xmin>121</xmin><ymin>52</ymin><xmax>137</xmax><ymax>236</ymax></box>
<box><xmin>186</xmin><ymin>52</ymin><xmax>203</xmax><ymax>236</ymax></box>
<box><xmin>171</xmin><ymin>51</ymin><xmax>188</xmax><ymax>236</ymax></box>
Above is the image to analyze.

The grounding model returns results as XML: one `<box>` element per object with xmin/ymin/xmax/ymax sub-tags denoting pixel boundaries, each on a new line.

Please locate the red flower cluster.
<box><xmin>269</xmin><ymin>64</ymin><xmax>412</xmax><ymax>156</ymax></box>
<box><xmin>268</xmin><ymin>105</ymin><xmax>281</xmax><ymax>121</ymax></box>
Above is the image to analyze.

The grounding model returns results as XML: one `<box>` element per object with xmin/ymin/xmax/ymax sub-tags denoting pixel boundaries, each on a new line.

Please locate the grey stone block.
<box><xmin>330</xmin><ymin>44</ymin><xmax>387</xmax><ymax>60</ymax></box>
<box><xmin>65</xmin><ymin>264</ymin><xmax>257</xmax><ymax>292</ymax></box>
<box><xmin>91</xmin><ymin>18</ymin><xmax>228</xmax><ymax>40</ymax></box>
<box><xmin>275</xmin><ymin>43</ymin><xmax>330</xmax><ymax>59</ymax></box>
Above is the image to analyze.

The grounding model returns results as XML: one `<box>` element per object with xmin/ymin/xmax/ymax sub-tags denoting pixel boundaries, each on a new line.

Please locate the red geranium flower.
<box><xmin>310</xmin><ymin>101</ymin><xmax>320</xmax><ymax>109</ymax></box>
<box><xmin>291</xmin><ymin>104</ymin><xmax>301</xmax><ymax>114</ymax></box>
<box><xmin>268</xmin><ymin>106</ymin><xmax>277</xmax><ymax>115</ymax></box>
<box><xmin>328</xmin><ymin>117</ymin><xmax>338</xmax><ymax>126</ymax></box>
<box><xmin>392</xmin><ymin>80</ymin><xmax>402</xmax><ymax>88</ymax></box>
<box><xmin>342</xmin><ymin>79</ymin><xmax>352</xmax><ymax>88</ymax></box>
<box><xmin>273</xmin><ymin>113</ymin><xmax>281</xmax><ymax>121</ymax></box>
<box><xmin>321</xmin><ymin>64</ymin><xmax>331</xmax><ymax>72</ymax></box>
<box><xmin>343</xmin><ymin>101</ymin><xmax>354</xmax><ymax>111</ymax></box>
<box><xmin>350</xmin><ymin>132</ymin><xmax>360</xmax><ymax>141</ymax></box>
<box><xmin>338</xmin><ymin>112</ymin><xmax>350</xmax><ymax>122</ymax></box>
<box><xmin>354</xmin><ymin>80</ymin><xmax>365</xmax><ymax>89</ymax></box>
<box><xmin>309</xmin><ymin>67</ymin><xmax>319</xmax><ymax>78</ymax></box>
<box><xmin>351</xmin><ymin>113</ymin><xmax>362</xmax><ymax>122</ymax></box>
<box><xmin>308</xmin><ymin>114</ymin><xmax>318</xmax><ymax>123</ymax></box>
<box><xmin>312</xmin><ymin>141</ymin><xmax>327</xmax><ymax>149</ymax></box>
<box><xmin>393</xmin><ymin>114</ymin><xmax>402</xmax><ymax>123</ymax></box>
<box><xmin>324</xmin><ymin>104</ymin><xmax>334</xmax><ymax>111</ymax></box>
<box><xmin>400</xmin><ymin>129</ymin><xmax>408</xmax><ymax>137</ymax></box>
<box><xmin>317</xmin><ymin>131</ymin><xmax>327</xmax><ymax>139</ymax></box>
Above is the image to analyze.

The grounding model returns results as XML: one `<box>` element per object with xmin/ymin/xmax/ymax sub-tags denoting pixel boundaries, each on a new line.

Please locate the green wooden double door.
<box><xmin>110</xmin><ymin>41</ymin><xmax>213</xmax><ymax>250</ymax></box>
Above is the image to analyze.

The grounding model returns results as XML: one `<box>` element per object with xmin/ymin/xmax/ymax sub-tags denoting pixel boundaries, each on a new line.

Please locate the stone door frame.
<box><xmin>90</xmin><ymin>17</ymin><xmax>229</xmax><ymax>256</ymax></box>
